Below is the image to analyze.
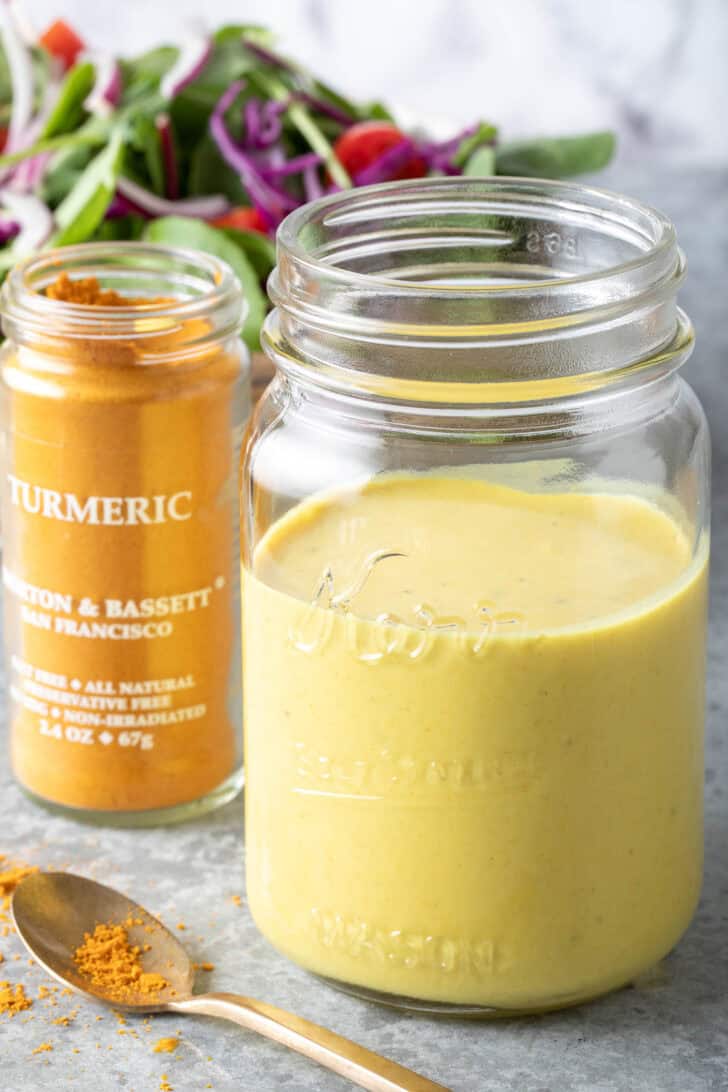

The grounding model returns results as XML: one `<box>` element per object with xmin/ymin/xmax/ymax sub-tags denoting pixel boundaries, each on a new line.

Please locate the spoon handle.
<box><xmin>170</xmin><ymin>992</ymin><xmax>450</xmax><ymax>1092</ymax></box>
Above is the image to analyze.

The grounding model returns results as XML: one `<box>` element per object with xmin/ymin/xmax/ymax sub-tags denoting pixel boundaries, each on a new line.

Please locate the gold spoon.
<box><xmin>12</xmin><ymin>872</ymin><xmax>449</xmax><ymax>1092</ymax></box>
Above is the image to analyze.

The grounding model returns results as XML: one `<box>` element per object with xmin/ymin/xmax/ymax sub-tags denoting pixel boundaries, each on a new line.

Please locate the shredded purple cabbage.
<box><xmin>291</xmin><ymin>91</ymin><xmax>354</xmax><ymax>127</ymax></box>
<box><xmin>210</xmin><ymin>81</ymin><xmax>300</xmax><ymax>227</ymax></box>
<box><xmin>265</xmin><ymin>152</ymin><xmax>322</xmax><ymax>178</ymax></box>
<box><xmin>303</xmin><ymin>164</ymin><xmax>324</xmax><ymax>203</ymax></box>
<box><xmin>241</xmin><ymin>39</ymin><xmax>295</xmax><ymax>74</ymax></box>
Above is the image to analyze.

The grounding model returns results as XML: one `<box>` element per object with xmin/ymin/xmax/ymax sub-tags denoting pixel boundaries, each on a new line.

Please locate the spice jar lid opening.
<box><xmin>1</xmin><ymin>242</ymin><xmax>247</xmax><ymax>358</ymax></box>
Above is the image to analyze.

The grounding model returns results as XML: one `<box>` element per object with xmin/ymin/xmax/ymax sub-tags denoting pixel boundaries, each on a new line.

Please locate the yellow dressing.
<box><xmin>243</xmin><ymin>475</ymin><xmax>708</xmax><ymax>1009</ymax></box>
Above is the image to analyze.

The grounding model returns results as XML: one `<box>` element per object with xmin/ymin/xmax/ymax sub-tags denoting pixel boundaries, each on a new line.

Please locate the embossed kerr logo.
<box><xmin>288</xmin><ymin>549</ymin><xmax>525</xmax><ymax>662</ymax></box>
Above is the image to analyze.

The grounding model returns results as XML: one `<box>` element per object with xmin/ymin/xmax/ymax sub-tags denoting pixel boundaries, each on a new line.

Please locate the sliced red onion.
<box><xmin>83</xmin><ymin>52</ymin><xmax>122</xmax><ymax>117</ymax></box>
<box><xmin>210</xmin><ymin>81</ymin><xmax>297</xmax><ymax>226</ymax></box>
<box><xmin>160</xmin><ymin>31</ymin><xmax>211</xmax><ymax>100</ymax></box>
<box><xmin>0</xmin><ymin>217</ymin><xmax>20</xmax><ymax>243</ymax></box>
<box><xmin>0</xmin><ymin>191</ymin><xmax>53</xmax><ymax>253</ymax></box>
<box><xmin>353</xmin><ymin>138</ymin><xmax>420</xmax><ymax>186</ymax></box>
<box><xmin>155</xmin><ymin>113</ymin><xmax>179</xmax><ymax>199</ymax></box>
<box><xmin>0</xmin><ymin>3</ymin><xmax>34</xmax><ymax>154</ymax></box>
<box><xmin>116</xmin><ymin>177</ymin><xmax>229</xmax><ymax>220</ymax></box>
<box><xmin>3</xmin><ymin>76</ymin><xmax>61</xmax><ymax>191</ymax></box>
<box><xmin>6</xmin><ymin>0</ymin><xmax>37</xmax><ymax>45</ymax></box>
<box><xmin>105</xmin><ymin>193</ymin><xmax>138</xmax><ymax>219</ymax></box>
<box><xmin>9</xmin><ymin>148</ymin><xmax>52</xmax><ymax>191</ymax></box>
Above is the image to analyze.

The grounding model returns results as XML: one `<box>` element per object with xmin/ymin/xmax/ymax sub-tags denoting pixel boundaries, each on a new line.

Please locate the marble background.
<box><xmin>24</xmin><ymin>0</ymin><xmax>728</xmax><ymax>165</ymax></box>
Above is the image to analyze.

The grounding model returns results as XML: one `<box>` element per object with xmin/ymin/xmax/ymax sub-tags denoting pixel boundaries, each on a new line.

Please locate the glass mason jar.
<box><xmin>242</xmin><ymin>178</ymin><xmax>709</xmax><ymax>1014</ymax></box>
<box><xmin>1</xmin><ymin>243</ymin><xmax>249</xmax><ymax>826</ymax></box>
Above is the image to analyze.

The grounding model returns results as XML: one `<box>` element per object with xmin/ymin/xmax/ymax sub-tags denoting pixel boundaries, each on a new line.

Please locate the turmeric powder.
<box><xmin>153</xmin><ymin>1036</ymin><xmax>180</xmax><ymax>1053</ymax></box>
<box><xmin>73</xmin><ymin>918</ymin><xmax>169</xmax><ymax>1002</ymax></box>
<box><xmin>0</xmin><ymin>861</ymin><xmax>38</xmax><ymax>912</ymax></box>
<box><xmin>0</xmin><ymin>981</ymin><xmax>32</xmax><ymax>1015</ymax></box>
<box><xmin>0</xmin><ymin>244</ymin><xmax>248</xmax><ymax>820</ymax></box>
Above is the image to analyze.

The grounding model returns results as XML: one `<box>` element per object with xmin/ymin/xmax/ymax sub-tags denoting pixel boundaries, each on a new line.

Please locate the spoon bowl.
<box><xmin>12</xmin><ymin>871</ymin><xmax>449</xmax><ymax>1092</ymax></box>
<box><xmin>12</xmin><ymin>871</ymin><xmax>193</xmax><ymax>1010</ymax></box>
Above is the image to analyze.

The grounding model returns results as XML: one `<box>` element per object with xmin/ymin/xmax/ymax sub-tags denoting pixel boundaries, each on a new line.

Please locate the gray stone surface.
<box><xmin>1</xmin><ymin>165</ymin><xmax>726</xmax><ymax>1092</ymax></box>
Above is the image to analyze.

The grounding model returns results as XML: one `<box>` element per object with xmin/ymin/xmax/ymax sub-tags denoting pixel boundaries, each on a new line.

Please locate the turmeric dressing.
<box><xmin>244</xmin><ymin>474</ymin><xmax>707</xmax><ymax>1009</ymax></box>
<box><xmin>0</xmin><ymin>245</ymin><xmax>248</xmax><ymax>820</ymax></box>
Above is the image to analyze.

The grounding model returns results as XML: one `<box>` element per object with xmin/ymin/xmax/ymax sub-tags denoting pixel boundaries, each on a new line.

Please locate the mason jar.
<box><xmin>242</xmin><ymin>177</ymin><xmax>709</xmax><ymax>1014</ymax></box>
<box><xmin>1</xmin><ymin>243</ymin><xmax>248</xmax><ymax>825</ymax></box>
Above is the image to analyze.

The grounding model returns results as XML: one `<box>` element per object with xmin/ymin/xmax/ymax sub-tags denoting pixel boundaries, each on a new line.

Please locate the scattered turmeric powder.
<box><xmin>0</xmin><ymin>980</ymin><xmax>32</xmax><ymax>1016</ymax></box>
<box><xmin>154</xmin><ymin>1037</ymin><xmax>180</xmax><ymax>1054</ymax></box>
<box><xmin>160</xmin><ymin>1076</ymin><xmax>174</xmax><ymax>1092</ymax></box>
<box><xmin>0</xmin><ymin>862</ymin><xmax>38</xmax><ymax>912</ymax></box>
<box><xmin>73</xmin><ymin>919</ymin><xmax>169</xmax><ymax>1002</ymax></box>
<box><xmin>32</xmin><ymin>1042</ymin><xmax>53</xmax><ymax>1054</ymax></box>
<box><xmin>230</xmin><ymin>895</ymin><xmax>242</xmax><ymax>908</ymax></box>
<box><xmin>52</xmin><ymin>1011</ymin><xmax>77</xmax><ymax>1026</ymax></box>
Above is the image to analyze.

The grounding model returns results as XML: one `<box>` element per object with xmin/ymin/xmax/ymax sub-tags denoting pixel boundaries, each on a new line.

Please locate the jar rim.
<box><xmin>277</xmin><ymin>175</ymin><xmax>677</xmax><ymax>298</ymax></box>
<box><xmin>265</xmin><ymin>176</ymin><xmax>691</xmax><ymax>403</ymax></box>
<box><xmin>1</xmin><ymin>242</ymin><xmax>246</xmax><ymax>353</ymax></box>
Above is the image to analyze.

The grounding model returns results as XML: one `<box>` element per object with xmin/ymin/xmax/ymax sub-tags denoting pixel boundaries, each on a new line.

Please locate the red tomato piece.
<box><xmin>211</xmin><ymin>207</ymin><xmax>269</xmax><ymax>233</ymax></box>
<box><xmin>333</xmin><ymin>121</ymin><xmax>427</xmax><ymax>180</ymax></box>
<box><xmin>0</xmin><ymin>127</ymin><xmax>7</xmax><ymax>153</ymax></box>
<box><xmin>39</xmin><ymin>20</ymin><xmax>86</xmax><ymax>72</ymax></box>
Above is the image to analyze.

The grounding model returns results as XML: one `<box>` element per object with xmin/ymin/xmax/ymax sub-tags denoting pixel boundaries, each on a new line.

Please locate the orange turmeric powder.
<box><xmin>0</xmin><ymin>980</ymin><xmax>32</xmax><ymax>1015</ymax></box>
<box><xmin>153</xmin><ymin>1036</ymin><xmax>180</xmax><ymax>1053</ymax></box>
<box><xmin>73</xmin><ymin>918</ymin><xmax>169</xmax><ymax>1001</ymax></box>
<box><xmin>0</xmin><ymin>246</ymin><xmax>247</xmax><ymax>818</ymax></box>
<box><xmin>0</xmin><ymin>861</ymin><xmax>38</xmax><ymax>906</ymax></box>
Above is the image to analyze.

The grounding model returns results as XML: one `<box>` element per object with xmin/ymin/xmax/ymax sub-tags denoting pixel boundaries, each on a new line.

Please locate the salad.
<box><xmin>0</xmin><ymin>12</ymin><xmax>616</xmax><ymax>348</ymax></box>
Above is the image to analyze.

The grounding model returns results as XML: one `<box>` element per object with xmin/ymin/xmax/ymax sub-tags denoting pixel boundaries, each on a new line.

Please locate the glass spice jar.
<box><xmin>241</xmin><ymin>178</ymin><xmax>710</xmax><ymax>1014</ymax></box>
<box><xmin>1</xmin><ymin>242</ymin><xmax>248</xmax><ymax>825</ymax></box>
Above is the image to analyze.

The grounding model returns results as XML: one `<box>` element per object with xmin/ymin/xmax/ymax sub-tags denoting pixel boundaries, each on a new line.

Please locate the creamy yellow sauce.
<box><xmin>243</xmin><ymin>475</ymin><xmax>707</xmax><ymax>1009</ymax></box>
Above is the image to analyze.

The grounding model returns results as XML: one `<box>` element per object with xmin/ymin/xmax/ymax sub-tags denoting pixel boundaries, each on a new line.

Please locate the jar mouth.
<box><xmin>276</xmin><ymin>176</ymin><xmax>677</xmax><ymax>297</ymax></box>
<box><xmin>265</xmin><ymin>177</ymin><xmax>691</xmax><ymax>402</ymax></box>
<box><xmin>1</xmin><ymin>242</ymin><xmax>245</xmax><ymax>353</ymax></box>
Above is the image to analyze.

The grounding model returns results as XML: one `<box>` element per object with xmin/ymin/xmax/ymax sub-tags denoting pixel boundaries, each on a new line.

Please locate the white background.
<box><xmin>21</xmin><ymin>0</ymin><xmax>728</xmax><ymax>165</ymax></box>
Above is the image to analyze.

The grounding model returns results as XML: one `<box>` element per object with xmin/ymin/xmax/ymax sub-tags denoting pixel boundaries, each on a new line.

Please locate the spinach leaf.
<box><xmin>455</xmin><ymin>122</ymin><xmax>498</xmax><ymax>169</ymax></box>
<box><xmin>120</xmin><ymin>46</ymin><xmax>176</xmax><ymax>106</ymax></box>
<box><xmin>495</xmin><ymin>131</ymin><xmax>616</xmax><ymax>178</ymax></box>
<box><xmin>128</xmin><ymin>114</ymin><xmax>165</xmax><ymax>195</ymax></box>
<box><xmin>42</xmin><ymin>61</ymin><xmax>95</xmax><ymax>139</ymax></box>
<box><xmin>94</xmin><ymin>214</ymin><xmax>146</xmax><ymax>242</ymax></box>
<box><xmin>52</xmin><ymin>127</ymin><xmax>125</xmax><ymax>246</ymax></box>
<box><xmin>464</xmin><ymin>146</ymin><xmax>496</xmax><ymax>177</ymax></box>
<box><xmin>144</xmin><ymin>216</ymin><xmax>266</xmax><ymax>350</ymax></box>
<box><xmin>362</xmin><ymin>101</ymin><xmax>395</xmax><ymax>122</ymax></box>
<box><xmin>188</xmin><ymin>133</ymin><xmax>249</xmax><ymax>204</ymax></box>
<box><xmin>170</xmin><ymin>39</ymin><xmax>260</xmax><ymax>143</ymax></box>
<box><xmin>220</xmin><ymin>226</ymin><xmax>276</xmax><ymax>279</ymax></box>
<box><xmin>41</xmin><ymin>142</ymin><xmax>95</xmax><ymax>206</ymax></box>
<box><xmin>214</xmin><ymin>24</ymin><xmax>273</xmax><ymax>46</ymax></box>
